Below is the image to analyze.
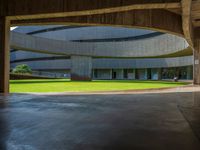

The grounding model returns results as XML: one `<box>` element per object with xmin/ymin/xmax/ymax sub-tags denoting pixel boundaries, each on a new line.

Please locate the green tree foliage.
<box><xmin>12</xmin><ymin>64</ymin><xmax>32</xmax><ymax>74</ymax></box>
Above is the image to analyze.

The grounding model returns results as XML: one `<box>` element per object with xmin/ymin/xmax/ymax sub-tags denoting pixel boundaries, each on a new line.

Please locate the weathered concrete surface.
<box><xmin>194</xmin><ymin>39</ymin><xmax>200</xmax><ymax>84</ymax></box>
<box><xmin>0</xmin><ymin>0</ymin><xmax>181</xmax><ymax>18</ymax></box>
<box><xmin>71</xmin><ymin>55</ymin><xmax>92</xmax><ymax>81</ymax></box>
<box><xmin>1</xmin><ymin>0</ymin><xmax>200</xmax><ymax>92</ymax></box>
<box><xmin>0</xmin><ymin>17</ymin><xmax>10</xmax><ymax>94</ymax></box>
<box><xmin>0</xmin><ymin>91</ymin><xmax>200</xmax><ymax>150</ymax></box>
<box><xmin>11</xmin><ymin>9</ymin><xmax>183</xmax><ymax>37</ymax></box>
<box><xmin>10</xmin><ymin>31</ymin><xmax>190</xmax><ymax>58</ymax></box>
<box><xmin>1</xmin><ymin>0</ymin><xmax>182</xmax><ymax>36</ymax></box>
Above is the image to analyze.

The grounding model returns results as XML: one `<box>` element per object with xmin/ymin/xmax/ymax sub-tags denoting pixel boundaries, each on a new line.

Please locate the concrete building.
<box><xmin>1</xmin><ymin>0</ymin><xmax>200</xmax><ymax>93</ymax></box>
<box><xmin>1</xmin><ymin>2</ymin><xmax>200</xmax><ymax>149</ymax></box>
<box><xmin>11</xmin><ymin>26</ymin><xmax>193</xmax><ymax>80</ymax></box>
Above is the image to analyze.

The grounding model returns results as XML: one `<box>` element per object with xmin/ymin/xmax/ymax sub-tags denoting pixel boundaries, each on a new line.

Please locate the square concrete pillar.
<box><xmin>194</xmin><ymin>40</ymin><xmax>200</xmax><ymax>84</ymax></box>
<box><xmin>187</xmin><ymin>66</ymin><xmax>193</xmax><ymax>80</ymax></box>
<box><xmin>109</xmin><ymin>69</ymin><xmax>112</xmax><ymax>80</ymax></box>
<box><xmin>0</xmin><ymin>17</ymin><xmax>10</xmax><ymax>94</ymax></box>
<box><xmin>157</xmin><ymin>68</ymin><xmax>162</xmax><ymax>80</ymax></box>
<box><xmin>71</xmin><ymin>55</ymin><xmax>92</xmax><ymax>81</ymax></box>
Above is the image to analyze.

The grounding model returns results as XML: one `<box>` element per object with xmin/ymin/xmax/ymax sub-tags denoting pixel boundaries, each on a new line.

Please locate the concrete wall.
<box><xmin>11</xmin><ymin>56</ymin><xmax>193</xmax><ymax>70</ymax></box>
<box><xmin>9</xmin><ymin>26</ymin><xmax>193</xmax><ymax>81</ymax></box>
<box><xmin>11</xmin><ymin>59</ymin><xmax>71</xmax><ymax>70</ymax></box>
<box><xmin>93</xmin><ymin>57</ymin><xmax>193</xmax><ymax>69</ymax></box>
<box><xmin>71</xmin><ymin>55</ymin><xmax>92</xmax><ymax>81</ymax></box>
<box><xmin>11</xmin><ymin>50</ymin><xmax>58</xmax><ymax>61</ymax></box>
<box><xmin>21</xmin><ymin>26</ymin><xmax>155</xmax><ymax>41</ymax></box>
<box><xmin>10</xmin><ymin>31</ymin><xmax>189</xmax><ymax>58</ymax></box>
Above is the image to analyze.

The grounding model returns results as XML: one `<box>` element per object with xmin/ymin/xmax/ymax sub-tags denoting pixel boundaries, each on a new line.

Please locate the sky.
<box><xmin>10</xmin><ymin>26</ymin><xmax>18</xmax><ymax>31</ymax></box>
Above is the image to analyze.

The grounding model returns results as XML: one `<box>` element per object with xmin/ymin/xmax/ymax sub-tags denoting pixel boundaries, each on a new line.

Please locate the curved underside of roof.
<box><xmin>10</xmin><ymin>31</ymin><xmax>191</xmax><ymax>58</ymax></box>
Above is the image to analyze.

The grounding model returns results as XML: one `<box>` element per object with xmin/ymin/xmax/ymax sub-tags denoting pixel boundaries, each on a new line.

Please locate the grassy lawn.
<box><xmin>10</xmin><ymin>79</ymin><xmax>189</xmax><ymax>93</ymax></box>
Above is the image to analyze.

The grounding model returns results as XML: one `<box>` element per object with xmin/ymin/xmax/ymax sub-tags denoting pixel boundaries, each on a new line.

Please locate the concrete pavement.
<box><xmin>0</xmin><ymin>91</ymin><xmax>200</xmax><ymax>150</ymax></box>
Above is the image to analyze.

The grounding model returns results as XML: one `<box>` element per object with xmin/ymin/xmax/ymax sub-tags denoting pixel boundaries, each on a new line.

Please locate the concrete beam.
<box><xmin>181</xmin><ymin>0</ymin><xmax>194</xmax><ymax>47</ymax></box>
<box><xmin>194</xmin><ymin>39</ymin><xmax>200</xmax><ymax>84</ymax></box>
<box><xmin>0</xmin><ymin>17</ymin><xmax>10</xmax><ymax>94</ymax></box>
<box><xmin>12</xmin><ymin>10</ymin><xmax>183</xmax><ymax>36</ymax></box>
<box><xmin>0</xmin><ymin>0</ymin><xmax>181</xmax><ymax>20</ymax></box>
<box><xmin>187</xmin><ymin>66</ymin><xmax>193</xmax><ymax>79</ymax></box>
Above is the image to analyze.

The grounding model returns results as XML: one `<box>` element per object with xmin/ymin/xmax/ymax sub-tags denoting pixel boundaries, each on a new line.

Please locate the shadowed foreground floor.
<box><xmin>0</xmin><ymin>91</ymin><xmax>200</xmax><ymax>150</ymax></box>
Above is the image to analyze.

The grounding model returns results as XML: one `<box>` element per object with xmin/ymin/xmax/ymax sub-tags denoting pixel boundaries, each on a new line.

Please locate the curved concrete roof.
<box><xmin>10</xmin><ymin>26</ymin><xmax>193</xmax><ymax>71</ymax></box>
<box><xmin>14</xmin><ymin>26</ymin><xmax>155</xmax><ymax>40</ymax></box>
<box><xmin>10</xmin><ymin>31</ymin><xmax>191</xmax><ymax>58</ymax></box>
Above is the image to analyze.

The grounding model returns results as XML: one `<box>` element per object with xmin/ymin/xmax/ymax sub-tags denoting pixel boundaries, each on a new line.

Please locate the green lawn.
<box><xmin>9</xmin><ymin>79</ymin><xmax>189</xmax><ymax>93</ymax></box>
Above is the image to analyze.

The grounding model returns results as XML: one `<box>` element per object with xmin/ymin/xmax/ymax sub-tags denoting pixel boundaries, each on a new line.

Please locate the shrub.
<box><xmin>12</xmin><ymin>64</ymin><xmax>32</xmax><ymax>74</ymax></box>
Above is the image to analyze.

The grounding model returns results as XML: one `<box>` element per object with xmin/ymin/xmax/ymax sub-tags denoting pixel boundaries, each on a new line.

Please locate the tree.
<box><xmin>12</xmin><ymin>64</ymin><xmax>32</xmax><ymax>74</ymax></box>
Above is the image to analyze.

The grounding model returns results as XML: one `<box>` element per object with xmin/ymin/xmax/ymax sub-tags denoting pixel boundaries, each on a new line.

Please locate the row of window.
<box><xmin>93</xmin><ymin>67</ymin><xmax>193</xmax><ymax>80</ymax></box>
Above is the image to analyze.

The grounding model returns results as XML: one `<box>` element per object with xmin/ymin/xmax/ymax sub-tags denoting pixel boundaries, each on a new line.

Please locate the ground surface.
<box><xmin>0</xmin><ymin>89</ymin><xmax>200</xmax><ymax>150</ymax></box>
<box><xmin>10</xmin><ymin>79</ymin><xmax>188</xmax><ymax>93</ymax></box>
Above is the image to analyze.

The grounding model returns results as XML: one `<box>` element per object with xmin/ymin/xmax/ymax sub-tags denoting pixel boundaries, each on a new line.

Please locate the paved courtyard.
<box><xmin>0</xmin><ymin>89</ymin><xmax>200</xmax><ymax>150</ymax></box>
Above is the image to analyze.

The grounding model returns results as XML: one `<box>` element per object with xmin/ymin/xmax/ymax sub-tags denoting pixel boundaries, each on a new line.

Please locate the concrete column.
<box><xmin>109</xmin><ymin>69</ymin><xmax>112</xmax><ymax>80</ymax></box>
<box><xmin>133</xmin><ymin>69</ymin><xmax>136</xmax><ymax>80</ymax></box>
<box><xmin>175</xmin><ymin>67</ymin><xmax>180</xmax><ymax>79</ymax></box>
<box><xmin>194</xmin><ymin>39</ymin><xmax>200</xmax><ymax>84</ymax></box>
<box><xmin>144</xmin><ymin>69</ymin><xmax>148</xmax><ymax>80</ymax></box>
<box><xmin>0</xmin><ymin>17</ymin><xmax>10</xmax><ymax>94</ymax></box>
<box><xmin>187</xmin><ymin>66</ymin><xmax>193</xmax><ymax>80</ymax></box>
<box><xmin>71</xmin><ymin>55</ymin><xmax>92</xmax><ymax>81</ymax></box>
<box><xmin>121</xmin><ymin>69</ymin><xmax>124</xmax><ymax>80</ymax></box>
<box><xmin>158</xmin><ymin>68</ymin><xmax>162</xmax><ymax>80</ymax></box>
<box><xmin>135</xmin><ymin>69</ymin><xmax>138</xmax><ymax>80</ymax></box>
<box><xmin>151</xmin><ymin>69</ymin><xmax>156</xmax><ymax>80</ymax></box>
<box><xmin>92</xmin><ymin>69</ymin><xmax>95</xmax><ymax>79</ymax></box>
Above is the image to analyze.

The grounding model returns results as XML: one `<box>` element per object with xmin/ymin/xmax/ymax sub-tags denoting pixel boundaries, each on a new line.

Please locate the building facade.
<box><xmin>11</xmin><ymin>26</ymin><xmax>193</xmax><ymax>80</ymax></box>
